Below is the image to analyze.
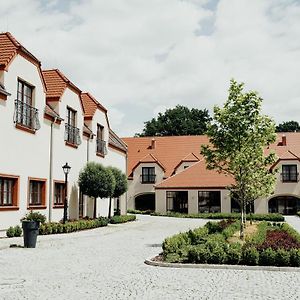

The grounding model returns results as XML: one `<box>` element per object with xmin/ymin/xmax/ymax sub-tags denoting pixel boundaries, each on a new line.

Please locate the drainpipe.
<box><xmin>48</xmin><ymin>117</ymin><xmax>57</xmax><ymax>222</ymax></box>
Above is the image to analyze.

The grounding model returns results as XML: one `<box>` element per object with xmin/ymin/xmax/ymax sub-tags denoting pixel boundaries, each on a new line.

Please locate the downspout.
<box><xmin>48</xmin><ymin>117</ymin><xmax>57</xmax><ymax>222</ymax></box>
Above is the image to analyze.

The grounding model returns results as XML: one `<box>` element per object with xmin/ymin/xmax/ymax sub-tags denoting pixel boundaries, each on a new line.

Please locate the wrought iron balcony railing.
<box><xmin>280</xmin><ymin>173</ymin><xmax>299</xmax><ymax>183</ymax></box>
<box><xmin>14</xmin><ymin>99</ymin><xmax>40</xmax><ymax>130</ymax></box>
<box><xmin>140</xmin><ymin>174</ymin><xmax>156</xmax><ymax>184</ymax></box>
<box><xmin>64</xmin><ymin>123</ymin><xmax>82</xmax><ymax>146</ymax></box>
<box><xmin>96</xmin><ymin>139</ymin><xmax>107</xmax><ymax>156</ymax></box>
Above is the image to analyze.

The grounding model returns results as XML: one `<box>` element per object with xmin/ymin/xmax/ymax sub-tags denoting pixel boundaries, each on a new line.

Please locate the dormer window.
<box><xmin>14</xmin><ymin>79</ymin><xmax>40</xmax><ymax>131</ymax></box>
<box><xmin>141</xmin><ymin>167</ymin><xmax>156</xmax><ymax>183</ymax></box>
<box><xmin>96</xmin><ymin>124</ymin><xmax>107</xmax><ymax>156</ymax></box>
<box><xmin>281</xmin><ymin>165</ymin><xmax>298</xmax><ymax>182</ymax></box>
<box><xmin>64</xmin><ymin>107</ymin><xmax>81</xmax><ymax>146</ymax></box>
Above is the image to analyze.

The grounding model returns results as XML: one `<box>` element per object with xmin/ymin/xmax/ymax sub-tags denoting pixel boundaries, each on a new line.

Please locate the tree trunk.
<box><xmin>249</xmin><ymin>201</ymin><xmax>253</xmax><ymax>225</ymax></box>
<box><xmin>243</xmin><ymin>201</ymin><xmax>247</xmax><ymax>226</ymax></box>
<box><xmin>93</xmin><ymin>197</ymin><xmax>97</xmax><ymax>219</ymax></box>
<box><xmin>240</xmin><ymin>207</ymin><xmax>244</xmax><ymax>240</ymax></box>
<box><xmin>108</xmin><ymin>197</ymin><xmax>112</xmax><ymax>219</ymax></box>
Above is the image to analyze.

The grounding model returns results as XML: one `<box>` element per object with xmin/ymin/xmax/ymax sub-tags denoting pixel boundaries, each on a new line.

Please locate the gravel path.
<box><xmin>0</xmin><ymin>215</ymin><xmax>299</xmax><ymax>300</ymax></box>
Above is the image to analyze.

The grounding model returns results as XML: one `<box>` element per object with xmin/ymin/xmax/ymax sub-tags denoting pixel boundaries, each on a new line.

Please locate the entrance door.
<box><xmin>135</xmin><ymin>194</ymin><xmax>155</xmax><ymax>211</ymax></box>
<box><xmin>268</xmin><ymin>196</ymin><xmax>300</xmax><ymax>215</ymax></box>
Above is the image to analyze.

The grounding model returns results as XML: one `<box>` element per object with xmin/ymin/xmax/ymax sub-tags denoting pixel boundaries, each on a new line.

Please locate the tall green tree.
<box><xmin>137</xmin><ymin>105</ymin><xmax>211</xmax><ymax>136</ymax></box>
<box><xmin>276</xmin><ymin>121</ymin><xmax>300</xmax><ymax>132</ymax></box>
<box><xmin>78</xmin><ymin>162</ymin><xmax>116</xmax><ymax>219</ymax></box>
<box><xmin>107</xmin><ymin>166</ymin><xmax>128</xmax><ymax>218</ymax></box>
<box><xmin>201</xmin><ymin>80</ymin><xmax>277</xmax><ymax>239</ymax></box>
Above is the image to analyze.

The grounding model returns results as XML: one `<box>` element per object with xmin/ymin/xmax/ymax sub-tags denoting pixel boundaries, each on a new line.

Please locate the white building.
<box><xmin>0</xmin><ymin>32</ymin><xmax>127</xmax><ymax>231</ymax></box>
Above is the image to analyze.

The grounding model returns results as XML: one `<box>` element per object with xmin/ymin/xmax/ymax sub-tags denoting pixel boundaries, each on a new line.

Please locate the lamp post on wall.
<box><xmin>62</xmin><ymin>162</ymin><xmax>71</xmax><ymax>224</ymax></box>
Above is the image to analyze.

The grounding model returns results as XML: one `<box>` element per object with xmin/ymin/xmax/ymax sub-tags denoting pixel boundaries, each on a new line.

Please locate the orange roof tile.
<box><xmin>42</xmin><ymin>69</ymin><xmax>81</xmax><ymax>100</ymax></box>
<box><xmin>80</xmin><ymin>92</ymin><xmax>107</xmax><ymax>118</ymax></box>
<box><xmin>132</xmin><ymin>153</ymin><xmax>166</xmax><ymax>173</ymax></box>
<box><xmin>156</xmin><ymin>159</ymin><xmax>234</xmax><ymax>189</ymax></box>
<box><xmin>0</xmin><ymin>32</ymin><xmax>40</xmax><ymax>70</ymax></box>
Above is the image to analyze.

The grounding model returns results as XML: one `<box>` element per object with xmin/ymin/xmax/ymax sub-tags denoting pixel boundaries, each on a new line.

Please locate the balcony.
<box><xmin>140</xmin><ymin>174</ymin><xmax>156</xmax><ymax>184</ymax></box>
<box><xmin>64</xmin><ymin>123</ymin><xmax>81</xmax><ymax>146</ymax></box>
<box><xmin>280</xmin><ymin>173</ymin><xmax>299</xmax><ymax>183</ymax></box>
<box><xmin>96</xmin><ymin>139</ymin><xmax>107</xmax><ymax>156</ymax></box>
<box><xmin>14</xmin><ymin>99</ymin><xmax>40</xmax><ymax>131</ymax></box>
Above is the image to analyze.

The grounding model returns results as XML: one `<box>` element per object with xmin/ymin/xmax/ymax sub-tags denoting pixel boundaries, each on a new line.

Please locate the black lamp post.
<box><xmin>62</xmin><ymin>162</ymin><xmax>71</xmax><ymax>224</ymax></box>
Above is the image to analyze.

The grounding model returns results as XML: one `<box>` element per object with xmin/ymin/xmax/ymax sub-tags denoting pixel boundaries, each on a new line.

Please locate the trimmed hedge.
<box><xmin>151</xmin><ymin>212</ymin><xmax>284</xmax><ymax>222</ymax></box>
<box><xmin>162</xmin><ymin>220</ymin><xmax>300</xmax><ymax>267</ymax></box>
<box><xmin>297</xmin><ymin>211</ymin><xmax>300</xmax><ymax>217</ymax></box>
<box><xmin>127</xmin><ymin>209</ymin><xmax>153</xmax><ymax>215</ymax></box>
<box><xmin>6</xmin><ymin>225</ymin><xmax>22</xmax><ymax>238</ymax></box>
<box><xmin>39</xmin><ymin>217</ymin><xmax>109</xmax><ymax>235</ymax></box>
<box><xmin>110</xmin><ymin>214</ymin><xmax>136</xmax><ymax>224</ymax></box>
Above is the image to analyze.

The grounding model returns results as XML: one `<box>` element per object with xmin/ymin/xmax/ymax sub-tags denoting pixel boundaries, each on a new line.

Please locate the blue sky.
<box><xmin>1</xmin><ymin>0</ymin><xmax>300</xmax><ymax>136</ymax></box>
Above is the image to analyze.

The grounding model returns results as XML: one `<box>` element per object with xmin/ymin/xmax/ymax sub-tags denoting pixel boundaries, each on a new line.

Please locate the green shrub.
<box><xmin>163</xmin><ymin>232</ymin><xmax>190</xmax><ymax>257</ymax></box>
<box><xmin>205</xmin><ymin>221</ymin><xmax>221</xmax><ymax>234</ymax></box>
<box><xmin>188</xmin><ymin>227</ymin><xmax>209</xmax><ymax>245</ymax></box>
<box><xmin>246</xmin><ymin>221</ymin><xmax>269</xmax><ymax>246</ymax></box>
<box><xmin>188</xmin><ymin>244</ymin><xmax>210</xmax><ymax>264</ymax></box>
<box><xmin>289</xmin><ymin>248</ymin><xmax>300</xmax><ymax>267</ymax></box>
<box><xmin>110</xmin><ymin>215</ymin><xmax>136</xmax><ymax>224</ymax></box>
<box><xmin>242</xmin><ymin>247</ymin><xmax>259</xmax><ymax>265</ymax></box>
<box><xmin>14</xmin><ymin>225</ymin><xmax>22</xmax><ymax>237</ymax></box>
<box><xmin>259</xmin><ymin>248</ymin><xmax>276</xmax><ymax>266</ymax></box>
<box><xmin>222</xmin><ymin>220</ymin><xmax>240</xmax><ymax>239</ymax></box>
<box><xmin>6</xmin><ymin>226</ymin><xmax>15</xmax><ymax>238</ymax></box>
<box><xmin>21</xmin><ymin>211</ymin><xmax>46</xmax><ymax>224</ymax></box>
<box><xmin>281</xmin><ymin>223</ymin><xmax>300</xmax><ymax>243</ymax></box>
<box><xmin>275</xmin><ymin>249</ymin><xmax>290</xmax><ymax>267</ymax></box>
<box><xmin>127</xmin><ymin>209</ymin><xmax>152</xmax><ymax>215</ymax></box>
<box><xmin>226</xmin><ymin>243</ymin><xmax>242</xmax><ymax>264</ymax></box>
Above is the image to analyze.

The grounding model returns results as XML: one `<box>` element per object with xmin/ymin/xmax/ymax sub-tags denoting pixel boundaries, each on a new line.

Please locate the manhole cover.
<box><xmin>0</xmin><ymin>278</ymin><xmax>25</xmax><ymax>286</ymax></box>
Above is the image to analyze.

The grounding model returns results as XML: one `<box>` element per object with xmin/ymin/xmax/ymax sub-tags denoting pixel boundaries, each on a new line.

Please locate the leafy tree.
<box><xmin>201</xmin><ymin>80</ymin><xmax>277</xmax><ymax>239</ymax></box>
<box><xmin>78</xmin><ymin>162</ymin><xmax>116</xmax><ymax>219</ymax></box>
<box><xmin>107</xmin><ymin>167</ymin><xmax>128</xmax><ymax>218</ymax></box>
<box><xmin>276</xmin><ymin>121</ymin><xmax>300</xmax><ymax>132</ymax></box>
<box><xmin>137</xmin><ymin>105</ymin><xmax>211</xmax><ymax>136</ymax></box>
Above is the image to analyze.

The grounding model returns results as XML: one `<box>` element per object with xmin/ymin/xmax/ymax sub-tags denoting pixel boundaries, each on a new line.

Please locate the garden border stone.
<box><xmin>144</xmin><ymin>257</ymin><xmax>300</xmax><ymax>272</ymax></box>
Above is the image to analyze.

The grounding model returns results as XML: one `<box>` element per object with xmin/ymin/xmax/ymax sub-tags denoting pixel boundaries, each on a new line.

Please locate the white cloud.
<box><xmin>1</xmin><ymin>0</ymin><xmax>300</xmax><ymax>135</ymax></box>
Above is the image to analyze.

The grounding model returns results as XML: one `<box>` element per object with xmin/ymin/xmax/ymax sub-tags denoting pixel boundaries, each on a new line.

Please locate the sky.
<box><xmin>1</xmin><ymin>0</ymin><xmax>300</xmax><ymax>137</ymax></box>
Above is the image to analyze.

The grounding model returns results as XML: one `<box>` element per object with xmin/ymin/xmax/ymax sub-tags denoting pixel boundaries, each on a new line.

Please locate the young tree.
<box><xmin>201</xmin><ymin>80</ymin><xmax>277</xmax><ymax>239</ymax></box>
<box><xmin>78</xmin><ymin>162</ymin><xmax>115</xmax><ymax>219</ymax></box>
<box><xmin>107</xmin><ymin>166</ymin><xmax>128</xmax><ymax>218</ymax></box>
<box><xmin>136</xmin><ymin>105</ymin><xmax>211</xmax><ymax>136</ymax></box>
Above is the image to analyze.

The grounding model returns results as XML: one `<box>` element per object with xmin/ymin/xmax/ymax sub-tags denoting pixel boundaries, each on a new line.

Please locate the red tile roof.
<box><xmin>80</xmin><ymin>92</ymin><xmax>107</xmax><ymax>118</ymax></box>
<box><xmin>132</xmin><ymin>153</ymin><xmax>166</xmax><ymax>173</ymax></box>
<box><xmin>0</xmin><ymin>32</ymin><xmax>40</xmax><ymax>70</ymax></box>
<box><xmin>156</xmin><ymin>159</ymin><xmax>234</xmax><ymax>189</ymax></box>
<box><xmin>42</xmin><ymin>69</ymin><xmax>81</xmax><ymax>100</ymax></box>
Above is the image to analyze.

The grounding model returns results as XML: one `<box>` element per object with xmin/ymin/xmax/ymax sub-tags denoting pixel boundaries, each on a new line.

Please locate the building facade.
<box><xmin>123</xmin><ymin>134</ymin><xmax>300</xmax><ymax>215</ymax></box>
<box><xmin>0</xmin><ymin>33</ymin><xmax>127</xmax><ymax>231</ymax></box>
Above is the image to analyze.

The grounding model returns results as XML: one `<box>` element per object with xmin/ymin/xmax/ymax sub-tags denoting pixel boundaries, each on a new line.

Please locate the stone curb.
<box><xmin>144</xmin><ymin>257</ymin><xmax>300</xmax><ymax>272</ymax></box>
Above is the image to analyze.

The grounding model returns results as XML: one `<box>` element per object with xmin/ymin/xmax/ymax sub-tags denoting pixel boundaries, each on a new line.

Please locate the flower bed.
<box><xmin>151</xmin><ymin>212</ymin><xmax>284</xmax><ymax>222</ymax></box>
<box><xmin>162</xmin><ymin>220</ymin><xmax>300</xmax><ymax>267</ymax></box>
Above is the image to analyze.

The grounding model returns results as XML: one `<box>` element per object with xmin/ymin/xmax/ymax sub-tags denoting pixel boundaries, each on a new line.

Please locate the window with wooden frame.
<box><xmin>281</xmin><ymin>164</ymin><xmax>298</xmax><ymax>182</ymax></box>
<box><xmin>65</xmin><ymin>106</ymin><xmax>81</xmax><ymax>146</ymax></box>
<box><xmin>28</xmin><ymin>178</ymin><xmax>46</xmax><ymax>208</ymax></box>
<box><xmin>0</xmin><ymin>175</ymin><xmax>19</xmax><ymax>209</ymax></box>
<box><xmin>15</xmin><ymin>80</ymin><xmax>40</xmax><ymax>131</ymax></box>
<box><xmin>54</xmin><ymin>181</ymin><xmax>65</xmax><ymax>207</ymax></box>
<box><xmin>96</xmin><ymin>124</ymin><xmax>107</xmax><ymax>155</ymax></box>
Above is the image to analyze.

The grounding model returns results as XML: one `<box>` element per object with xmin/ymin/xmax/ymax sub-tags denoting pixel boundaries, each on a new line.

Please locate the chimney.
<box><xmin>151</xmin><ymin>138</ymin><xmax>156</xmax><ymax>149</ymax></box>
<box><xmin>282</xmin><ymin>135</ymin><xmax>287</xmax><ymax>146</ymax></box>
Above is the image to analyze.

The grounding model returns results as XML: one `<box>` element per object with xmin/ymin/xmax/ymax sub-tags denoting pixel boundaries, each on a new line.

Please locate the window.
<box><xmin>96</xmin><ymin>124</ymin><xmax>107</xmax><ymax>155</ymax></box>
<box><xmin>0</xmin><ymin>176</ymin><xmax>18</xmax><ymax>208</ymax></box>
<box><xmin>166</xmin><ymin>191</ymin><xmax>188</xmax><ymax>213</ymax></box>
<box><xmin>14</xmin><ymin>80</ymin><xmax>40</xmax><ymax>131</ymax></box>
<box><xmin>65</xmin><ymin>107</ymin><xmax>81</xmax><ymax>146</ymax></box>
<box><xmin>54</xmin><ymin>182</ymin><xmax>65</xmax><ymax>206</ymax></box>
<box><xmin>29</xmin><ymin>179</ymin><xmax>46</xmax><ymax>207</ymax></box>
<box><xmin>141</xmin><ymin>167</ymin><xmax>156</xmax><ymax>183</ymax></box>
<box><xmin>281</xmin><ymin>165</ymin><xmax>298</xmax><ymax>182</ymax></box>
<box><xmin>198</xmin><ymin>191</ymin><xmax>221</xmax><ymax>213</ymax></box>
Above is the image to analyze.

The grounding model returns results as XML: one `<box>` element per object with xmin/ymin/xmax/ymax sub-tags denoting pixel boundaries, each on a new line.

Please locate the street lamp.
<box><xmin>62</xmin><ymin>162</ymin><xmax>71</xmax><ymax>224</ymax></box>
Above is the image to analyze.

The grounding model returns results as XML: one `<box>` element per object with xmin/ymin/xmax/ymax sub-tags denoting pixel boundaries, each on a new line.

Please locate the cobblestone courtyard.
<box><xmin>0</xmin><ymin>215</ymin><xmax>299</xmax><ymax>300</ymax></box>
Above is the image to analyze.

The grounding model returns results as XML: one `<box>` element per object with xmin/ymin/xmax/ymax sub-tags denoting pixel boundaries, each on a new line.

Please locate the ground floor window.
<box><xmin>29</xmin><ymin>178</ymin><xmax>46</xmax><ymax>207</ymax></box>
<box><xmin>0</xmin><ymin>175</ymin><xmax>18</xmax><ymax>207</ymax></box>
<box><xmin>269</xmin><ymin>196</ymin><xmax>300</xmax><ymax>215</ymax></box>
<box><xmin>166</xmin><ymin>191</ymin><xmax>188</xmax><ymax>213</ymax></box>
<box><xmin>198</xmin><ymin>191</ymin><xmax>221</xmax><ymax>213</ymax></box>
<box><xmin>54</xmin><ymin>181</ymin><xmax>65</xmax><ymax>207</ymax></box>
<box><xmin>135</xmin><ymin>193</ymin><xmax>155</xmax><ymax>211</ymax></box>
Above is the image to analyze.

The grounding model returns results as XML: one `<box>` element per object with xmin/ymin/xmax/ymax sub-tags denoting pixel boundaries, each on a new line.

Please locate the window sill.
<box><xmin>65</xmin><ymin>141</ymin><xmax>78</xmax><ymax>149</ymax></box>
<box><xmin>15</xmin><ymin>123</ymin><xmax>36</xmax><ymax>134</ymax></box>
<box><xmin>96</xmin><ymin>152</ymin><xmax>105</xmax><ymax>158</ymax></box>
<box><xmin>28</xmin><ymin>205</ymin><xmax>47</xmax><ymax>210</ymax></box>
<box><xmin>53</xmin><ymin>205</ymin><xmax>64</xmax><ymax>209</ymax></box>
<box><xmin>0</xmin><ymin>206</ymin><xmax>19</xmax><ymax>211</ymax></box>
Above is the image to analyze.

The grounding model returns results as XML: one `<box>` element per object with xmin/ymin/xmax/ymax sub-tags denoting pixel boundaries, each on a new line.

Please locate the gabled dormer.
<box><xmin>173</xmin><ymin>152</ymin><xmax>200</xmax><ymax>175</ymax></box>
